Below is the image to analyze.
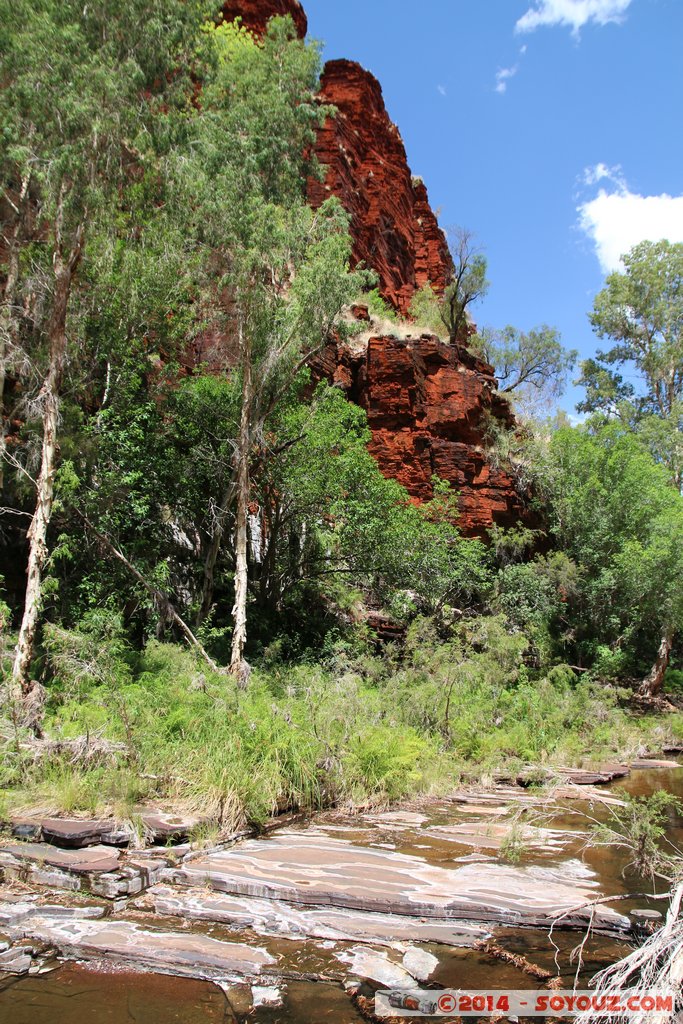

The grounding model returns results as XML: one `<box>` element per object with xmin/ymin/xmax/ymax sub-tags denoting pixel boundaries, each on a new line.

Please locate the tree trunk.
<box><xmin>11</xmin><ymin>213</ymin><xmax>84</xmax><ymax>701</ymax></box>
<box><xmin>639</xmin><ymin>627</ymin><xmax>675</xmax><ymax>699</ymax></box>
<box><xmin>230</xmin><ymin>314</ymin><xmax>252</xmax><ymax>682</ymax></box>
<box><xmin>0</xmin><ymin>172</ymin><xmax>31</xmax><ymax>490</ymax></box>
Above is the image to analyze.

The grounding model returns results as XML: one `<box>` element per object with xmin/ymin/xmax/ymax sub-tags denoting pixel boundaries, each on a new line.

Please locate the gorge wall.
<box><xmin>316</xmin><ymin>332</ymin><xmax>527</xmax><ymax>537</ymax></box>
<box><xmin>224</xmin><ymin>0</ymin><xmax>529</xmax><ymax>538</ymax></box>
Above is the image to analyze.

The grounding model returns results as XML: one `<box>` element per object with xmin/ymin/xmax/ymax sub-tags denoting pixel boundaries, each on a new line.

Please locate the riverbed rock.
<box><xmin>335</xmin><ymin>945</ymin><xmax>418</xmax><ymax>989</ymax></box>
<box><xmin>252</xmin><ymin>985</ymin><xmax>284</xmax><ymax>1008</ymax></box>
<box><xmin>630</xmin><ymin>758</ymin><xmax>681</xmax><ymax>769</ymax></box>
<box><xmin>40</xmin><ymin>818</ymin><xmax>131</xmax><ymax>848</ymax></box>
<box><xmin>139</xmin><ymin>809</ymin><xmax>205</xmax><ymax>844</ymax></box>
<box><xmin>425</xmin><ymin>821</ymin><xmax>581</xmax><ymax>854</ymax></box>
<box><xmin>10</xmin><ymin>820</ymin><xmax>43</xmax><ymax>841</ymax></box>
<box><xmin>0</xmin><ymin>944</ymin><xmax>33</xmax><ymax>974</ymax></box>
<box><xmin>402</xmin><ymin>947</ymin><xmax>439</xmax><ymax>981</ymax></box>
<box><xmin>165</xmin><ymin>828</ymin><xmax>629</xmax><ymax>934</ymax></box>
<box><xmin>8</xmin><ymin>915</ymin><xmax>277</xmax><ymax>982</ymax></box>
<box><xmin>0</xmin><ymin>843</ymin><xmax>168</xmax><ymax>899</ymax></box>
<box><xmin>150</xmin><ymin>885</ymin><xmax>488</xmax><ymax>948</ymax></box>
<box><xmin>517</xmin><ymin>765</ymin><xmax>630</xmax><ymax>787</ymax></box>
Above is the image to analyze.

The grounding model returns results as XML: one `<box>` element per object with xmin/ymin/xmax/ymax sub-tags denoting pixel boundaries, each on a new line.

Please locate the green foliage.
<box><xmin>664</xmin><ymin>669</ymin><xmax>683</xmax><ymax>694</ymax></box>
<box><xmin>578</xmin><ymin>240</ymin><xmax>683</xmax><ymax>488</ymax></box>
<box><xmin>440</xmin><ymin>228</ymin><xmax>489</xmax><ymax>343</ymax></box>
<box><xmin>543</xmin><ymin>422</ymin><xmax>683</xmax><ymax>676</ymax></box>
<box><xmin>590</xmin><ymin>791</ymin><xmax>683</xmax><ymax>881</ymax></box>
<box><xmin>364</xmin><ymin>287</ymin><xmax>399</xmax><ymax>323</ymax></box>
<box><xmin>473</xmin><ymin>324</ymin><xmax>576</xmax><ymax>413</ymax></box>
<box><xmin>408</xmin><ymin>284</ymin><xmax>445</xmax><ymax>336</ymax></box>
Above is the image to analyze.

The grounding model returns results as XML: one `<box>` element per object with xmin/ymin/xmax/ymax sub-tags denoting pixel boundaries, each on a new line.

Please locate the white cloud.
<box><xmin>437</xmin><ymin>84</ymin><xmax>447</xmax><ymax>97</ymax></box>
<box><xmin>516</xmin><ymin>0</ymin><xmax>633</xmax><ymax>36</ymax></box>
<box><xmin>578</xmin><ymin>166</ymin><xmax>683</xmax><ymax>273</ymax></box>
<box><xmin>495</xmin><ymin>65</ymin><xmax>518</xmax><ymax>94</ymax></box>
<box><xmin>583</xmin><ymin>162</ymin><xmax>623</xmax><ymax>187</ymax></box>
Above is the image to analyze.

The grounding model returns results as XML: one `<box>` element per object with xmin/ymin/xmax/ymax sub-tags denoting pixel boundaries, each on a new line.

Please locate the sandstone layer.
<box><xmin>216</xmin><ymin>0</ymin><xmax>528</xmax><ymax>535</ymax></box>
<box><xmin>317</xmin><ymin>332</ymin><xmax>530</xmax><ymax>536</ymax></box>
<box><xmin>222</xmin><ymin>0</ymin><xmax>307</xmax><ymax>37</ymax></box>
<box><xmin>309</xmin><ymin>59</ymin><xmax>452</xmax><ymax>315</ymax></box>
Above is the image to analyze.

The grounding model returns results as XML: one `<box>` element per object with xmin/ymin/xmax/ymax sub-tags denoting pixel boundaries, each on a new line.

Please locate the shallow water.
<box><xmin>0</xmin><ymin>964</ymin><xmax>230</xmax><ymax>1024</ymax></box>
<box><xmin>3</xmin><ymin>765</ymin><xmax>681</xmax><ymax>1023</ymax></box>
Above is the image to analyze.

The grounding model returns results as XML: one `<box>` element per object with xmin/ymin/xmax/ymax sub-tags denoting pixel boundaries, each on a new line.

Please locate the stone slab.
<box><xmin>425</xmin><ymin>822</ymin><xmax>581</xmax><ymax>853</ymax></box>
<box><xmin>0</xmin><ymin>842</ymin><xmax>121</xmax><ymax>874</ymax></box>
<box><xmin>9</xmin><ymin>915</ymin><xmax>276</xmax><ymax>982</ymax></box>
<box><xmin>167</xmin><ymin>828</ymin><xmax>629</xmax><ymax>934</ymax></box>
<box><xmin>139</xmin><ymin>809</ymin><xmax>204</xmax><ymax>844</ymax></box>
<box><xmin>150</xmin><ymin>885</ymin><xmax>488</xmax><ymax>948</ymax></box>
<box><xmin>40</xmin><ymin>818</ymin><xmax>131</xmax><ymax>848</ymax></box>
<box><xmin>630</xmin><ymin>759</ymin><xmax>681</xmax><ymax>769</ymax></box>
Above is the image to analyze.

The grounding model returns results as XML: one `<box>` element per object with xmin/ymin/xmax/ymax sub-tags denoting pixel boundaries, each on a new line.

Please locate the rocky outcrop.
<box><xmin>222</xmin><ymin>0</ymin><xmax>307</xmax><ymax>37</ymax></box>
<box><xmin>220</xmin><ymin>0</ymin><xmax>529</xmax><ymax>536</ymax></box>
<box><xmin>309</xmin><ymin>59</ymin><xmax>452</xmax><ymax>315</ymax></box>
<box><xmin>316</xmin><ymin>332</ymin><xmax>529</xmax><ymax>536</ymax></box>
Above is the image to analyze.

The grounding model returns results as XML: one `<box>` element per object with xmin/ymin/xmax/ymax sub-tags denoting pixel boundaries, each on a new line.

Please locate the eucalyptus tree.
<box><xmin>546</xmin><ymin>423</ymin><xmax>683</xmax><ymax>697</ymax></box>
<box><xmin>0</xmin><ymin>0</ymin><xmax>209</xmax><ymax>697</ymax></box>
<box><xmin>578</xmin><ymin>240</ymin><xmax>683</xmax><ymax>489</ymax></box>
<box><xmin>177</xmin><ymin>18</ymin><xmax>368</xmax><ymax>677</ymax></box>
<box><xmin>474</xmin><ymin>324</ymin><xmax>576</xmax><ymax>414</ymax></box>
<box><xmin>439</xmin><ymin>228</ymin><xmax>489</xmax><ymax>344</ymax></box>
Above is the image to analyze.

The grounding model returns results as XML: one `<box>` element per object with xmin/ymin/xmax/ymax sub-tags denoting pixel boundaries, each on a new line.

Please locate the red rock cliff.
<box><xmin>221</xmin><ymin>0</ymin><xmax>530</xmax><ymax>538</ymax></box>
<box><xmin>316</xmin><ymin>332</ymin><xmax>529</xmax><ymax>537</ymax></box>
<box><xmin>308</xmin><ymin>60</ymin><xmax>452</xmax><ymax>316</ymax></box>
<box><xmin>222</xmin><ymin>0</ymin><xmax>307</xmax><ymax>38</ymax></box>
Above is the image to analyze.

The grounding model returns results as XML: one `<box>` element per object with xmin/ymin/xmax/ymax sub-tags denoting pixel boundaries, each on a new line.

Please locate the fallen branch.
<box><xmin>75</xmin><ymin>510</ymin><xmax>223</xmax><ymax>675</ymax></box>
<box><xmin>21</xmin><ymin>733</ymin><xmax>127</xmax><ymax>766</ymax></box>
<box><xmin>576</xmin><ymin>883</ymin><xmax>683</xmax><ymax>1024</ymax></box>
<box><xmin>475</xmin><ymin>938</ymin><xmax>555</xmax><ymax>981</ymax></box>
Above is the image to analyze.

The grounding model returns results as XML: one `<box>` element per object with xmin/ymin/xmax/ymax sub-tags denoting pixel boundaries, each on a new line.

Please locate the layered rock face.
<box><xmin>309</xmin><ymin>60</ymin><xmax>452</xmax><ymax>316</ymax></box>
<box><xmin>222</xmin><ymin>0</ymin><xmax>529</xmax><ymax>537</ymax></box>
<box><xmin>222</xmin><ymin>0</ymin><xmax>307</xmax><ymax>37</ymax></box>
<box><xmin>316</xmin><ymin>333</ymin><xmax>528</xmax><ymax>537</ymax></box>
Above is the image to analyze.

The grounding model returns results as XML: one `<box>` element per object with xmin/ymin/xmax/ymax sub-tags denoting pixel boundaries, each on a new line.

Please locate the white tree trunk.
<box><xmin>197</xmin><ymin>478</ymin><xmax>236</xmax><ymax>627</ymax></box>
<box><xmin>0</xmin><ymin>173</ymin><xmax>30</xmax><ymax>490</ymax></box>
<box><xmin>639</xmin><ymin>627</ymin><xmax>674</xmax><ymax>699</ymax></box>
<box><xmin>230</xmin><ymin>314</ymin><xmax>252</xmax><ymax>682</ymax></box>
<box><xmin>11</xmin><ymin>213</ymin><xmax>83</xmax><ymax>702</ymax></box>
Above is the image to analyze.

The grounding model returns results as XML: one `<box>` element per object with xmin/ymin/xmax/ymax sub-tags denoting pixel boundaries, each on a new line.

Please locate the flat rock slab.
<box><xmin>551</xmin><ymin>785</ymin><xmax>627</xmax><ymax>806</ymax></box>
<box><xmin>40</xmin><ymin>818</ymin><xmax>130</xmax><ymax>848</ymax></box>
<box><xmin>10</xmin><ymin>820</ymin><xmax>43</xmax><ymax>841</ymax></box>
<box><xmin>168</xmin><ymin>829</ymin><xmax>629</xmax><ymax>934</ymax></box>
<box><xmin>150</xmin><ymin>885</ymin><xmax>488</xmax><ymax>948</ymax></box>
<box><xmin>630</xmin><ymin>759</ymin><xmax>681</xmax><ymax>769</ymax></box>
<box><xmin>0</xmin><ymin>842</ymin><xmax>121</xmax><ymax>874</ymax></box>
<box><xmin>425</xmin><ymin>822</ymin><xmax>581</xmax><ymax>854</ymax></box>
<box><xmin>363</xmin><ymin>812</ymin><xmax>430</xmax><ymax>828</ymax></box>
<box><xmin>559</xmin><ymin>764</ymin><xmax>630</xmax><ymax>785</ymax></box>
<box><xmin>518</xmin><ymin>765</ymin><xmax>630</xmax><ymax>786</ymax></box>
<box><xmin>8</xmin><ymin>914</ymin><xmax>276</xmax><ymax>982</ymax></box>
<box><xmin>0</xmin><ymin>844</ymin><xmax>168</xmax><ymax>899</ymax></box>
<box><xmin>139</xmin><ymin>809</ymin><xmax>204</xmax><ymax>843</ymax></box>
<box><xmin>335</xmin><ymin>945</ymin><xmax>417</xmax><ymax>988</ymax></box>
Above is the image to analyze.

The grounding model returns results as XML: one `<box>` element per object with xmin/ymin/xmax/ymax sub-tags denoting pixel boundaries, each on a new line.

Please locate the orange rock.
<box><xmin>315</xmin><ymin>335</ymin><xmax>532</xmax><ymax>537</ymax></box>
<box><xmin>221</xmin><ymin>0</ymin><xmax>307</xmax><ymax>38</ymax></box>
<box><xmin>309</xmin><ymin>59</ymin><xmax>452</xmax><ymax>315</ymax></box>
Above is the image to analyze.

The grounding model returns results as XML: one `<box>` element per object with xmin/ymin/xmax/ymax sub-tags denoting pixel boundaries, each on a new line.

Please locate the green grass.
<box><xmin>2</xmin><ymin>618</ymin><xmax>682</xmax><ymax>832</ymax></box>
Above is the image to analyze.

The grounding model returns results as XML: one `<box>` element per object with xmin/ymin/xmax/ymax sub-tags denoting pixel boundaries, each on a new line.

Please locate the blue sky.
<box><xmin>303</xmin><ymin>0</ymin><xmax>683</xmax><ymax>413</ymax></box>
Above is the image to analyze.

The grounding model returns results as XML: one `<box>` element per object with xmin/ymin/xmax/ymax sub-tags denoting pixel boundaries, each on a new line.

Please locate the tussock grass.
<box><xmin>2</xmin><ymin>616</ymin><xmax>682</xmax><ymax>830</ymax></box>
